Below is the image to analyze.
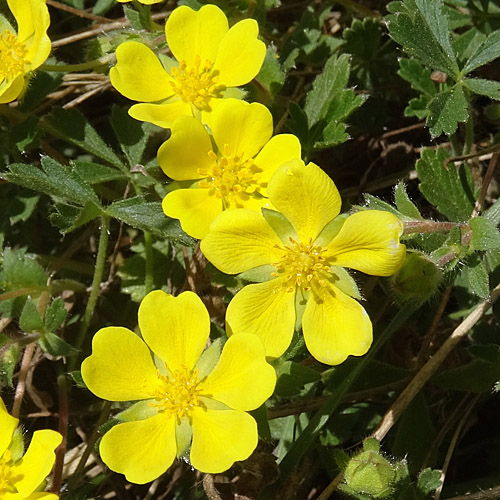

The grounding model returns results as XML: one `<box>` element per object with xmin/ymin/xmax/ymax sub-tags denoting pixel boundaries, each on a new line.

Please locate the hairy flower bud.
<box><xmin>389</xmin><ymin>252</ymin><xmax>441</xmax><ymax>304</ymax></box>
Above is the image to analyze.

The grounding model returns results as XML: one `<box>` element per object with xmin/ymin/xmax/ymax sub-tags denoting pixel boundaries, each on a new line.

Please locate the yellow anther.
<box><xmin>0</xmin><ymin>30</ymin><xmax>27</xmax><ymax>80</ymax></box>
<box><xmin>169</xmin><ymin>57</ymin><xmax>226</xmax><ymax>111</ymax></box>
<box><xmin>151</xmin><ymin>366</ymin><xmax>203</xmax><ymax>420</ymax></box>
<box><xmin>273</xmin><ymin>238</ymin><xmax>332</xmax><ymax>291</ymax></box>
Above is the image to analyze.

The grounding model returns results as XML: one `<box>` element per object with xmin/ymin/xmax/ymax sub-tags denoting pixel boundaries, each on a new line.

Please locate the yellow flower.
<box><xmin>81</xmin><ymin>290</ymin><xmax>276</xmax><ymax>484</ymax></box>
<box><xmin>201</xmin><ymin>161</ymin><xmax>406</xmax><ymax>365</ymax></box>
<box><xmin>0</xmin><ymin>397</ymin><xmax>62</xmax><ymax>500</ymax></box>
<box><xmin>109</xmin><ymin>5</ymin><xmax>266</xmax><ymax>128</ymax></box>
<box><xmin>0</xmin><ymin>0</ymin><xmax>51</xmax><ymax>103</ymax></box>
<box><xmin>160</xmin><ymin>98</ymin><xmax>302</xmax><ymax>239</ymax></box>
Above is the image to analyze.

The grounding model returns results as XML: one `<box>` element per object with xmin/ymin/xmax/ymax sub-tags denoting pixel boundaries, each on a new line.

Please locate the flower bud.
<box><xmin>389</xmin><ymin>252</ymin><xmax>441</xmax><ymax>304</ymax></box>
<box><xmin>342</xmin><ymin>439</ymin><xmax>396</xmax><ymax>498</ymax></box>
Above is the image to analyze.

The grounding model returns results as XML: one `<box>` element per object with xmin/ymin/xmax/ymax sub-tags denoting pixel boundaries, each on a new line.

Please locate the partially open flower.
<box><xmin>0</xmin><ymin>0</ymin><xmax>51</xmax><ymax>103</ymax></box>
<box><xmin>109</xmin><ymin>5</ymin><xmax>266</xmax><ymax>127</ymax></box>
<box><xmin>0</xmin><ymin>397</ymin><xmax>62</xmax><ymax>499</ymax></box>
<box><xmin>81</xmin><ymin>290</ymin><xmax>276</xmax><ymax>484</ymax></box>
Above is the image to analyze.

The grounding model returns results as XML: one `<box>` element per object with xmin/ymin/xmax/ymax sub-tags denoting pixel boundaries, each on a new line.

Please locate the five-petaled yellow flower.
<box><xmin>160</xmin><ymin>98</ymin><xmax>302</xmax><ymax>239</ymax></box>
<box><xmin>0</xmin><ymin>396</ymin><xmax>62</xmax><ymax>499</ymax></box>
<box><xmin>109</xmin><ymin>5</ymin><xmax>266</xmax><ymax>128</ymax></box>
<box><xmin>201</xmin><ymin>161</ymin><xmax>406</xmax><ymax>365</ymax></box>
<box><xmin>81</xmin><ymin>290</ymin><xmax>276</xmax><ymax>484</ymax></box>
<box><xmin>0</xmin><ymin>0</ymin><xmax>51</xmax><ymax>103</ymax></box>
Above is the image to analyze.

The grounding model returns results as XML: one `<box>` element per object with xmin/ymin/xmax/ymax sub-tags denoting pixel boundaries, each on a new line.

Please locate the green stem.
<box><xmin>403</xmin><ymin>220</ymin><xmax>465</xmax><ymax>235</ymax></box>
<box><xmin>144</xmin><ymin>231</ymin><xmax>154</xmax><ymax>294</ymax></box>
<box><xmin>69</xmin><ymin>215</ymin><xmax>110</xmax><ymax>372</ymax></box>
<box><xmin>463</xmin><ymin>101</ymin><xmax>474</xmax><ymax>156</ymax></box>
<box><xmin>39</xmin><ymin>55</ymin><xmax>114</xmax><ymax>73</ymax></box>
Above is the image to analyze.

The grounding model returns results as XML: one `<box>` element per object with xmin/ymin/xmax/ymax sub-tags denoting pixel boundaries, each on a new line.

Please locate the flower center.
<box><xmin>197</xmin><ymin>144</ymin><xmax>265</xmax><ymax>208</ymax></box>
<box><xmin>272</xmin><ymin>237</ymin><xmax>332</xmax><ymax>292</ymax></box>
<box><xmin>0</xmin><ymin>30</ymin><xmax>27</xmax><ymax>81</ymax></box>
<box><xmin>169</xmin><ymin>55</ymin><xmax>226</xmax><ymax>111</ymax></box>
<box><xmin>152</xmin><ymin>366</ymin><xmax>203</xmax><ymax>419</ymax></box>
<box><xmin>0</xmin><ymin>450</ymin><xmax>19</xmax><ymax>494</ymax></box>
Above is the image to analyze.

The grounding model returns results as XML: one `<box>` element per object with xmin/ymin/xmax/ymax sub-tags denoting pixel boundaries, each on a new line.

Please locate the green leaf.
<box><xmin>463</xmin><ymin>254</ymin><xmax>490</xmax><ymax>299</ymax></box>
<box><xmin>484</xmin><ymin>197</ymin><xmax>500</xmax><ymax>226</ymax></box>
<box><xmin>416</xmin><ymin>147</ymin><xmax>475</xmax><ymax>221</ymax></box>
<box><xmin>275</xmin><ymin>361</ymin><xmax>322</xmax><ymax>397</ymax></box>
<box><xmin>44</xmin><ymin>298</ymin><xmax>68</xmax><ymax>333</ymax></box>
<box><xmin>51</xmin><ymin>201</ymin><xmax>103</xmax><ymax>234</ymax></box>
<box><xmin>70</xmin><ymin>161</ymin><xmax>127</xmax><ymax>184</ymax></box>
<box><xmin>39</xmin><ymin>332</ymin><xmax>76</xmax><ymax>357</ymax></box>
<box><xmin>19</xmin><ymin>70</ymin><xmax>63</xmax><ymax>112</ymax></box>
<box><xmin>123</xmin><ymin>3</ymin><xmax>152</xmax><ymax>31</ymax></box>
<box><xmin>398</xmin><ymin>58</ymin><xmax>436</xmax><ymax>96</ymax></box>
<box><xmin>105</xmin><ymin>197</ymin><xmax>194</xmax><ymax>245</ymax></box>
<box><xmin>463</xmin><ymin>30</ymin><xmax>500</xmax><ymax>74</ymax></box>
<box><xmin>344</xmin><ymin>17</ymin><xmax>383</xmax><ymax>62</ymax></box>
<box><xmin>44</xmin><ymin>107</ymin><xmax>124</xmax><ymax>170</ymax></box>
<box><xmin>417</xmin><ymin>468</ymin><xmax>442</xmax><ymax>496</ymax></box>
<box><xmin>304</xmin><ymin>54</ymin><xmax>351</xmax><ymax>127</ymax></box>
<box><xmin>286</xmin><ymin>102</ymin><xmax>309</xmax><ymax>146</ymax></box>
<box><xmin>5</xmin><ymin>157</ymin><xmax>103</xmax><ymax>208</ymax></box>
<box><xmin>11</xmin><ymin>116</ymin><xmax>41</xmax><ymax>152</ymax></box>
<box><xmin>469</xmin><ymin>216</ymin><xmax>500</xmax><ymax>251</ymax></box>
<box><xmin>1</xmin><ymin>248</ymin><xmax>48</xmax><ymax>289</ymax></box>
<box><xmin>463</xmin><ymin>78</ymin><xmax>500</xmax><ymax>100</ymax></box>
<box><xmin>405</xmin><ymin>95</ymin><xmax>431</xmax><ymax>119</ymax></box>
<box><xmin>394</xmin><ymin>182</ymin><xmax>422</xmax><ymax>219</ymax></box>
<box><xmin>426</xmin><ymin>84</ymin><xmax>469</xmax><ymax>137</ymax></box>
<box><xmin>19</xmin><ymin>298</ymin><xmax>44</xmax><ymax>333</ymax></box>
<box><xmin>386</xmin><ymin>0</ymin><xmax>459</xmax><ymax>77</ymax></box>
<box><xmin>8</xmin><ymin>191</ymin><xmax>40</xmax><ymax>225</ymax></box>
<box><xmin>254</xmin><ymin>46</ymin><xmax>286</xmax><ymax>96</ymax></box>
<box><xmin>110</xmin><ymin>105</ymin><xmax>152</xmax><ymax>168</ymax></box>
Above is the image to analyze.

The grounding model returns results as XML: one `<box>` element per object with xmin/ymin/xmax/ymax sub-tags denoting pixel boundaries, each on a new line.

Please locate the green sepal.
<box><xmin>315</xmin><ymin>213</ymin><xmax>348</xmax><ymax>247</ymax></box>
<box><xmin>195</xmin><ymin>337</ymin><xmax>223</xmax><ymax>380</ymax></box>
<box><xmin>329</xmin><ymin>267</ymin><xmax>361</xmax><ymax>300</ymax></box>
<box><xmin>262</xmin><ymin>208</ymin><xmax>296</xmax><ymax>243</ymax></box>
<box><xmin>238</xmin><ymin>265</ymin><xmax>275</xmax><ymax>283</ymax></box>
<box><xmin>9</xmin><ymin>427</ymin><xmax>25</xmax><ymax>462</ymax></box>
<box><xmin>175</xmin><ymin>416</ymin><xmax>193</xmax><ymax>457</ymax></box>
<box><xmin>116</xmin><ymin>400</ymin><xmax>158</xmax><ymax>422</ymax></box>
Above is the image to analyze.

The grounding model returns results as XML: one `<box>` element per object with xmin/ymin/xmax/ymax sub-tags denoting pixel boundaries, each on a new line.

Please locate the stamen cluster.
<box><xmin>197</xmin><ymin>145</ymin><xmax>265</xmax><ymax>207</ymax></box>
<box><xmin>0</xmin><ymin>450</ymin><xmax>16</xmax><ymax>494</ymax></box>
<box><xmin>272</xmin><ymin>238</ymin><xmax>332</xmax><ymax>292</ymax></box>
<box><xmin>152</xmin><ymin>367</ymin><xmax>203</xmax><ymax>419</ymax></box>
<box><xmin>0</xmin><ymin>30</ymin><xmax>27</xmax><ymax>80</ymax></box>
<box><xmin>170</xmin><ymin>56</ymin><xmax>226</xmax><ymax>110</ymax></box>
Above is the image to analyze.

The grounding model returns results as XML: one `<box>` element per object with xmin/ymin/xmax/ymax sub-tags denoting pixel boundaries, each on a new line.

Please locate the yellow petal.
<box><xmin>162</xmin><ymin>188</ymin><xmax>223</xmax><ymax>240</ymax></box>
<box><xmin>12</xmin><ymin>430</ymin><xmax>62</xmax><ymax>498</ymax></box>
<box><xmin>157</xmin><ymin>116</ymin><xmax>212</xmax><ymax>180</ymax></box>
<box><xmin>253</xmin><ymin>134</ymin><xmax>302</xmax><ymax>185</ymax></box>
<box><xmin>202</xmin><ymin>333</ymin><xmax>276</xmax><ymax>411</ymax></box>
<box><xmin>110</xmin><ymin>42</ymin><xmax>174</xmax><ymax>102</ymax></box>
<box><xmin>138</xmin><ymin>291</ymin><xmax>210</xmax><ymax>373</ymax></box>
<box><xmin>201</xmin><ymin>209</ymin><xmax>283</xmax><ymax>274</ymax></box>
<box><xmin>0</xmin><ymin>75</ymin><xmax>25</xmax><ymax>104</ymax></box>
<box><xmin>0</xmin><ymin>397</ymin><xmax>18</xmax><ymax>455</ymax></box>
<box><xmin>129</xmin><ymin>100</ymin><xmax>192</xmax><ymax>128</ymax></box>
<box><xmin>268</xmin><ymin>161</ymin><xmax>342</xmax><ymax>242</ymax></box>
<box><xmin>190</xmin><ymin>408</ymin><xmax>257</xmax><ymax>473</ymax></box>
<box><xmin>208</xmin><ymin>99</ymin><xmax>273</xmax><ymax>160</ymax></box>
<box><xmin>213</xmin><ymin>19</ymin><xmax>266</xmax><ymax>87</ymax></box>
<box><xmin>81</xmin><ymin>327</ymin><xmax>159</xmax><ymax>401</ymax></box>
<box><xmin>302</xmin><ymin>284</ymin><xmax>372</xmax><ymax>365</ymax></box>
<box><xmin>325</xmin><ymin>210</ymin><xmax>406</xmax><ymax>276</ymax></box>
<box><xmin>100</xmin><ymin>414</ymin><xmax>177</xmax><ymax>484</ymax></box>
<box><xmin>226</xmin><ymin>278</ymin><xmax>296</xmax><ymax>359</ymax></box>
<box><xmin>15</xmin><ymin>0</ymin><xmax>51</xmax><ymax>70</ymax></box>
<box><xmin>166</xmin><ymin>5</ymin><xmax>228</xmax><ymax>66</ymax></box>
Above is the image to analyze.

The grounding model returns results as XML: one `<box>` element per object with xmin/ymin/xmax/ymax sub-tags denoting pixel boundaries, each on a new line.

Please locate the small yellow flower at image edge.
<box><xmin>109</xmin><ymin>4</ymin><xmax>266</xmax><ymax>128</ymax></box>
<box><xmin>201</xmin><ymin>160</ymin><xmax>407</xmax><ymax>366</ymax></box>
<box><xmin>0</xmin><ymin>396</ymin><xmax>62</xmax><ymax>499</ymax></box>
<box><xmin>81</xmin><ymin>290</ymin><xmax>276</xmax><ymax>484</ymax></box>
<box><xmin>159</xmin><ymin>98</ymin><xmax>302</xmax><ymax>239</ymax></box>
<box><xmin>0</xmin><ymin>0</ymin><xmax>51</xmax><ymax>103</ymax></box>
